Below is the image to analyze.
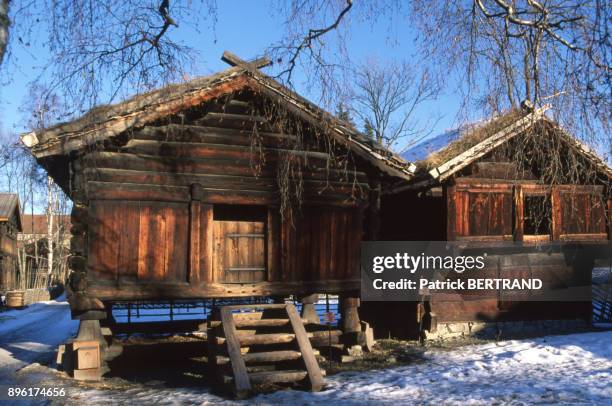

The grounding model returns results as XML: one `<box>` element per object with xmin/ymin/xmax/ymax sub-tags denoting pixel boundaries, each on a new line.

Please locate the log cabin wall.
<box><xmin>0</xmin><ymin>220</ymin><xmax>18</xmax><ymax>293</ymax></box>
<box><xmin>436</xmin><ymin>159</ymin><xmax>606</xmax><ymax>324</ymax></box>
<box><xmin>0</xmin><ymin>198</ymin><xmax>21</xmax><ymax>294</ymax></box>
<box><xmin>375</xmin><ymin>157</ymin><xmax>608</xmax><ymax>335</ymax></box>
<box><xmin>68</xmin><ymin>91</ymin><xmax>369</xmax><ymax>301</ymax></box>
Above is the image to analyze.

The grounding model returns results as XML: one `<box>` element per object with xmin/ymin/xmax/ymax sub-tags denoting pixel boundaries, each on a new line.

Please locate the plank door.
<box><xmin>214</xmin><ymin>219</ymin><xmax>266</xmax><ymax>283</ymax></box>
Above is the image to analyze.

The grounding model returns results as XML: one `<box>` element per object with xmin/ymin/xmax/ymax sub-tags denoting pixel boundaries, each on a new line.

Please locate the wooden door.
<box><xmin>214</xmin><ymin>220</ymin><xmax>266</xmax><ymax>283</ymax></box>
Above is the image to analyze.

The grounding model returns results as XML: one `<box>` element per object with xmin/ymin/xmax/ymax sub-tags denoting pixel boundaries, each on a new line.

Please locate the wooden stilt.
<box><xmin>300</xmin><ymin>293</ymin><xmax>321</xmax><ymax>324</ymax></box>
<box><xmin>340</xmin><ymin>295</ymin><xmax>364</xmax><ymax>348</ymax></box>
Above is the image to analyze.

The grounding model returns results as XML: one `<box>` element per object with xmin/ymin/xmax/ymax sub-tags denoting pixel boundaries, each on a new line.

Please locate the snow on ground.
<box><xmin>0</xmin><ymin>296</ymin><xmax>78</xmax><ymax>383</ymax></box>
<box><xmin>1</xmin><ymin>300</ymin><xmax>611</xmax><ymax>405</ymax></box>
<box><xmin>64</xmin><ymin>330</ymin><xmax>612</xmax><ymax>405</ymax></box>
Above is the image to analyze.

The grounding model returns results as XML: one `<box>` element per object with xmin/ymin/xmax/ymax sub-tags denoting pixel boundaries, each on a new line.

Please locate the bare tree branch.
<box><xmin>0</xmin><ymin>0</ymin><xmax>8</xmax><ymax>65</ymax></box>
<box><xmin>275</xmin><ymin>0</ymin><xmax>353</xmax><ymax>84</ymax></box>
<box><xmin>347</xmin><ymin>59</ymin><xmax>440</xmax><ymax>150</ymax></box>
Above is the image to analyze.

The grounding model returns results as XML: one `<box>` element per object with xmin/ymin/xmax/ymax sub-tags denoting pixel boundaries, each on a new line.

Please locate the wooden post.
<box><xmin>300</xmin><ymin>293</ymin><xmax>321</xmax><ymax>324</ymax></box>
<box><xmin>286</xmin><ymin>303</ymin><xmax>324</xmax><ymax>391</ymax></box>
<box><xmin>220</xmin><ymin>307</ymin><xmax>251</xmax><ymax>397</ymax></box>
<box><xmin>446</xmin><ymin>186</ymin><xmax>456</xmax><ymax>240</ymax></box>
<box><xmin>551</xmin><ymin>186</ymin><xmax>562</xmax><ymax>241</ymax></box>
<box><xmin>340</xmin><ymin>295</ymin><xmax>363</xmax><ymax>347</ymax></box>
<box><xmin>514</xmin><ymin>185</ymin><xmax>524</xmax><ymax>241</ymax></box>
<box><xmin>188</xmin><ymin>200</ymin><xmax>201</xmax><ymax>285</ymax></box>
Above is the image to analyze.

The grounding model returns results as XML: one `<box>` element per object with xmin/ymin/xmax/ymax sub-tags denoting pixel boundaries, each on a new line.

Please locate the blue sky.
<box><xmin>0</xmin><ymin>1</ymin><xmax>462</xmax><ymax>147</ymax></box>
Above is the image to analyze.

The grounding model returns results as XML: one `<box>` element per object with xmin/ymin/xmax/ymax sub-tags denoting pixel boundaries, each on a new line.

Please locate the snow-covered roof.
<box><xmin>401</xmin><ymin>128</ymin><xmax>461</xmax><ymax>163</ymax></box>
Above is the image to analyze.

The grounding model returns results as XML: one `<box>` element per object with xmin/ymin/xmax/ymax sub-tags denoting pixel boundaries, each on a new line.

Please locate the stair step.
<box><xmin>240</xmin><ymin>333</ymin><xmax>296</xmax><ymax>346</ymax></box>
<box><xmin>234</xmin><ymin>318</ymin><xmax>308</xmax><ymax>328</ymax></box>
<box><xmin>214</xmin><ymin>331</ymin><xmax>340</xmax><ymax>347</ymax></box>
<box><xmin>210</xmin><ymin>303</ymin><xmax>325</xmax><ymax>394</ymax></box>
<box><xmin>247</xmin><ymin>364</ymin><xmax>277</xmax><ymax>373</ymax></box>
<box><xmin>249</xmin><ymin>369</ymin><xmax>308</xmax><ymax>385</ymax></box>
<box><xmin>244</xmin><ymin>350</ymin><xmax>302</xmax><ymax>363</ymax></box>
<box><xmin>215</xmin><ymin>350</ymin><xmax>303</xmax><ymax>365</ymax></box>
<box><xmin>214</xmin><ymin>333</ymin><xmax>297</xmax><ymax>346</ymax></box>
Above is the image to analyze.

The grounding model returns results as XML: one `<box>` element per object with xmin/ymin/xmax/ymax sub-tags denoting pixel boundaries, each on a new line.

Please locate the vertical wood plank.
<box><xmin>220</xmin><ymin>308</ymin><xmax>251</xmax><ymax>396</ymax></box>
<box><xmin>213</xmin><ymin>220</ymin><xmax>223</xmax><ymax>283</ymax></box>
<box><xmin>118</xmin><ymin>201</ymin><xmax>140</xmax><ymax>279</ymax></box>
<box><xmin>137</xmin><ymin>205</ymin><xmax>150</xmax><ymax>279</ymax></box>
<box><xmin>590</xmin><ymin>195</ymin><xmax>605</xmax><ymax>234</ymax></box>
<box><xmin>514</xmin><ymin>185</ymin><xmax>524</xmax><ymax>241</ymax></box>
<box><xmin>446</xmin><ymin>186</ymin><xmax>456</xmax><ymax>240</ymax></box>
<box><xmin>551</xmin><ymin>187</ymin><xmax>561</xmax><ymax>240</ymax></box>
<box><xmin>336</xmin><ymin>210</ymin><xmax>347</xmax><ymax>279</ymax></box>
<box><xmin>266</xmin><ymin>208</ymin><xmax>280</xmax><ymax>282</ymax></box>
<box><xmin>170</xmin><ymin>204</ymin><xmax>189</xmax><ymax>282</ymax></box>
<box><xmin>285</xmin><ymin>303</ymin><xmax>324</xmax><ymax>391</ymax></box>
<box><xmin>189</xmin><ymin>201</ymin><xmax>201</xmax><ymax>285</ymax></box>
<box><xmin>201</xmin><ymin>204</ymin><xmax>214</xmax><ymax>283</ymax></box>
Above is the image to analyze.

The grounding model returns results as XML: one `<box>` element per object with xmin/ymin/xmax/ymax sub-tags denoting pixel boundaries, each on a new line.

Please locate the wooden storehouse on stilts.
<box><xmin>21</xmin><ymin>52</ymin><xmax>612</xmax><ymax>391</ymax></box>
<box><xmin>21</xmin><ymin>53</ymin><xmax>414</xmax><ymax>391</ymax></box>
<box><xmin>367</xmin><ymin>105</ymin><xmax>612</xmax><ymax>340</ymax></box>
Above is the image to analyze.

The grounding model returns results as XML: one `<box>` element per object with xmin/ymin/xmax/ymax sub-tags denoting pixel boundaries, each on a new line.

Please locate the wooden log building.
<box><xmin>21</xmin><ymin>54</ymin><xmax>415</xmax><ymax>384</ymax></box>
<box><xmin>20</xmin><ymin>53</ymin><xmax>612</xmax><ymax>384</ymax></box>
<box><xmin>0</xmin><ymin>193</ymin><xmax>22</xmax><ymax>296</ymax></box>
<box><xmin>369</xmin><ymin>105</ymin><xmax>612</xmax><ymax>339</ymax></box>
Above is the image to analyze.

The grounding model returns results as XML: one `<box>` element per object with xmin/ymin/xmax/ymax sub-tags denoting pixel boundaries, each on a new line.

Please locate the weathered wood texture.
<box><xmin>213</xmin><ymin>219</ymin><xmax>266</xmax><ymax>283</ymax></box>
<box><xmin>79</xmin><ymin>96</ymin><xmax>368</xmax><ymax>301</ymax></box>
<box><xmin>280</xmin><ymin>207</ymin><xmax>362</xmax><ymax>283</ymax></box>
<box><xmin>87</xmin><ymin>200</ymin><xmax>189</xmax><ymax>283</ymax></box>
<box><xmin>447</xmin><ymin>182</ymin><xmax>608</xmax><ymax>242</ymax></box>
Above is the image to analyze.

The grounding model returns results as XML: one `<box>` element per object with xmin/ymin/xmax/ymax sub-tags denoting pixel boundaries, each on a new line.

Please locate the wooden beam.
<box><xmin>221</xmin><ymin>50</ymin><xmax>272</xmax><ymax>70</ymax></box>
<box><xmin>551</xmin><ymin>186</ymin><xmax>561</xmax><ymax>241</ymax></box>
<box><xmin>219</xmin><ymin>307</ymin><xmax>251</xmax><ymax>396</ymax></box>
<box><xmin>77</xmin><ymin>151</ymin><xmax>369</xmax><ymax>182</ymax></box>
<box><xmin>430</xmin><ymin>108</ymin><xmax>548</xmax><ymax>181</ymax></box>
<box><xmin>87</xmin><ymin>181</ymin><xmax>191</xmax><ymax>202</ymax></box>
<box><xmin>559</xmin><ymin>233</ymin><xmax>608</xmax><ymax>241</ymax></box>
<box><xmin>188</xmin><ymin>200</ymin><xmax>201</xmax><ymax>285</ymax></box>
<box><xmin>121</xmin><ymin>139</ymin><xmax>331</xmax><ymax>161</ymax></box>
<box><xmin>133</xmin><ymin>124</ymin><xmax>298</xmax><ymax>144</ymax></box>
<box><xmin>195</xmin><ymin>112</ymin><xmax>268</xmax><ymax>127</ymax></box>
<box><xmin>514</xmin><ymin>185</ymin><xmax>524</xmax><ymax>241</ymax></box>
<box><xmin>87</xmin><ymin>279</ymin><xmax>361</xmax><ymax>301</ymax></box>
<box><xmin>267</xmin><ymin>208</ymin><xmax>281</xmax><ymax>282</ymax></box>
<box><xmin>286</xmin><ymin>303</ymin><xmax>324</xmax><ymax>391</ymax></box>
<box><xmin>446</xmin><ymin>186</ymin><xmax>456</xmax><ymax>240</ymax></box>
<box><xmin>201</xmin><ymin>204</ymin><xmax>214</xmax><ymax>283</ymax></box>
<box><xmin>83</xmin><ymin>168</ymin><xmax>278</xmax><ymax>191</ymax></box>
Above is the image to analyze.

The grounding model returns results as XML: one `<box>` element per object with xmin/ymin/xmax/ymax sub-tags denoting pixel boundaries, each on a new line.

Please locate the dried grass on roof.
<box><xmin>419</xmin><ymin>108</ymin><xmax>526</xmax><ymax>170</ymax></box>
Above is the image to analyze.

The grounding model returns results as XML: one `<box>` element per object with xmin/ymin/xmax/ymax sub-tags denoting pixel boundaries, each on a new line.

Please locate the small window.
<box><xmin>524</xmin><ymin>195</ymin><xmax>551</xmax><ymax>235</ymax></box>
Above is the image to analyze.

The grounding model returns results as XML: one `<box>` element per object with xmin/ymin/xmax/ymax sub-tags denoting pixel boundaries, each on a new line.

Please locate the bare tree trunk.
<box><xmin>46</xmin><ymin>176</ymin><xmax>54</xmax><ymax>287</ymax></box>
<box><xmin>0</xmin><ymin>0</ymin><xmax>8</xmax><ymax>66</ymax></box>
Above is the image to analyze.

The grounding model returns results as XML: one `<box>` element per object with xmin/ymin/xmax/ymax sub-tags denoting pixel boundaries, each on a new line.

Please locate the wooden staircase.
<box><xmin>208</xmin><ymin>303</ymin><xmax>325</xmax><ymax>397</ymax></box>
